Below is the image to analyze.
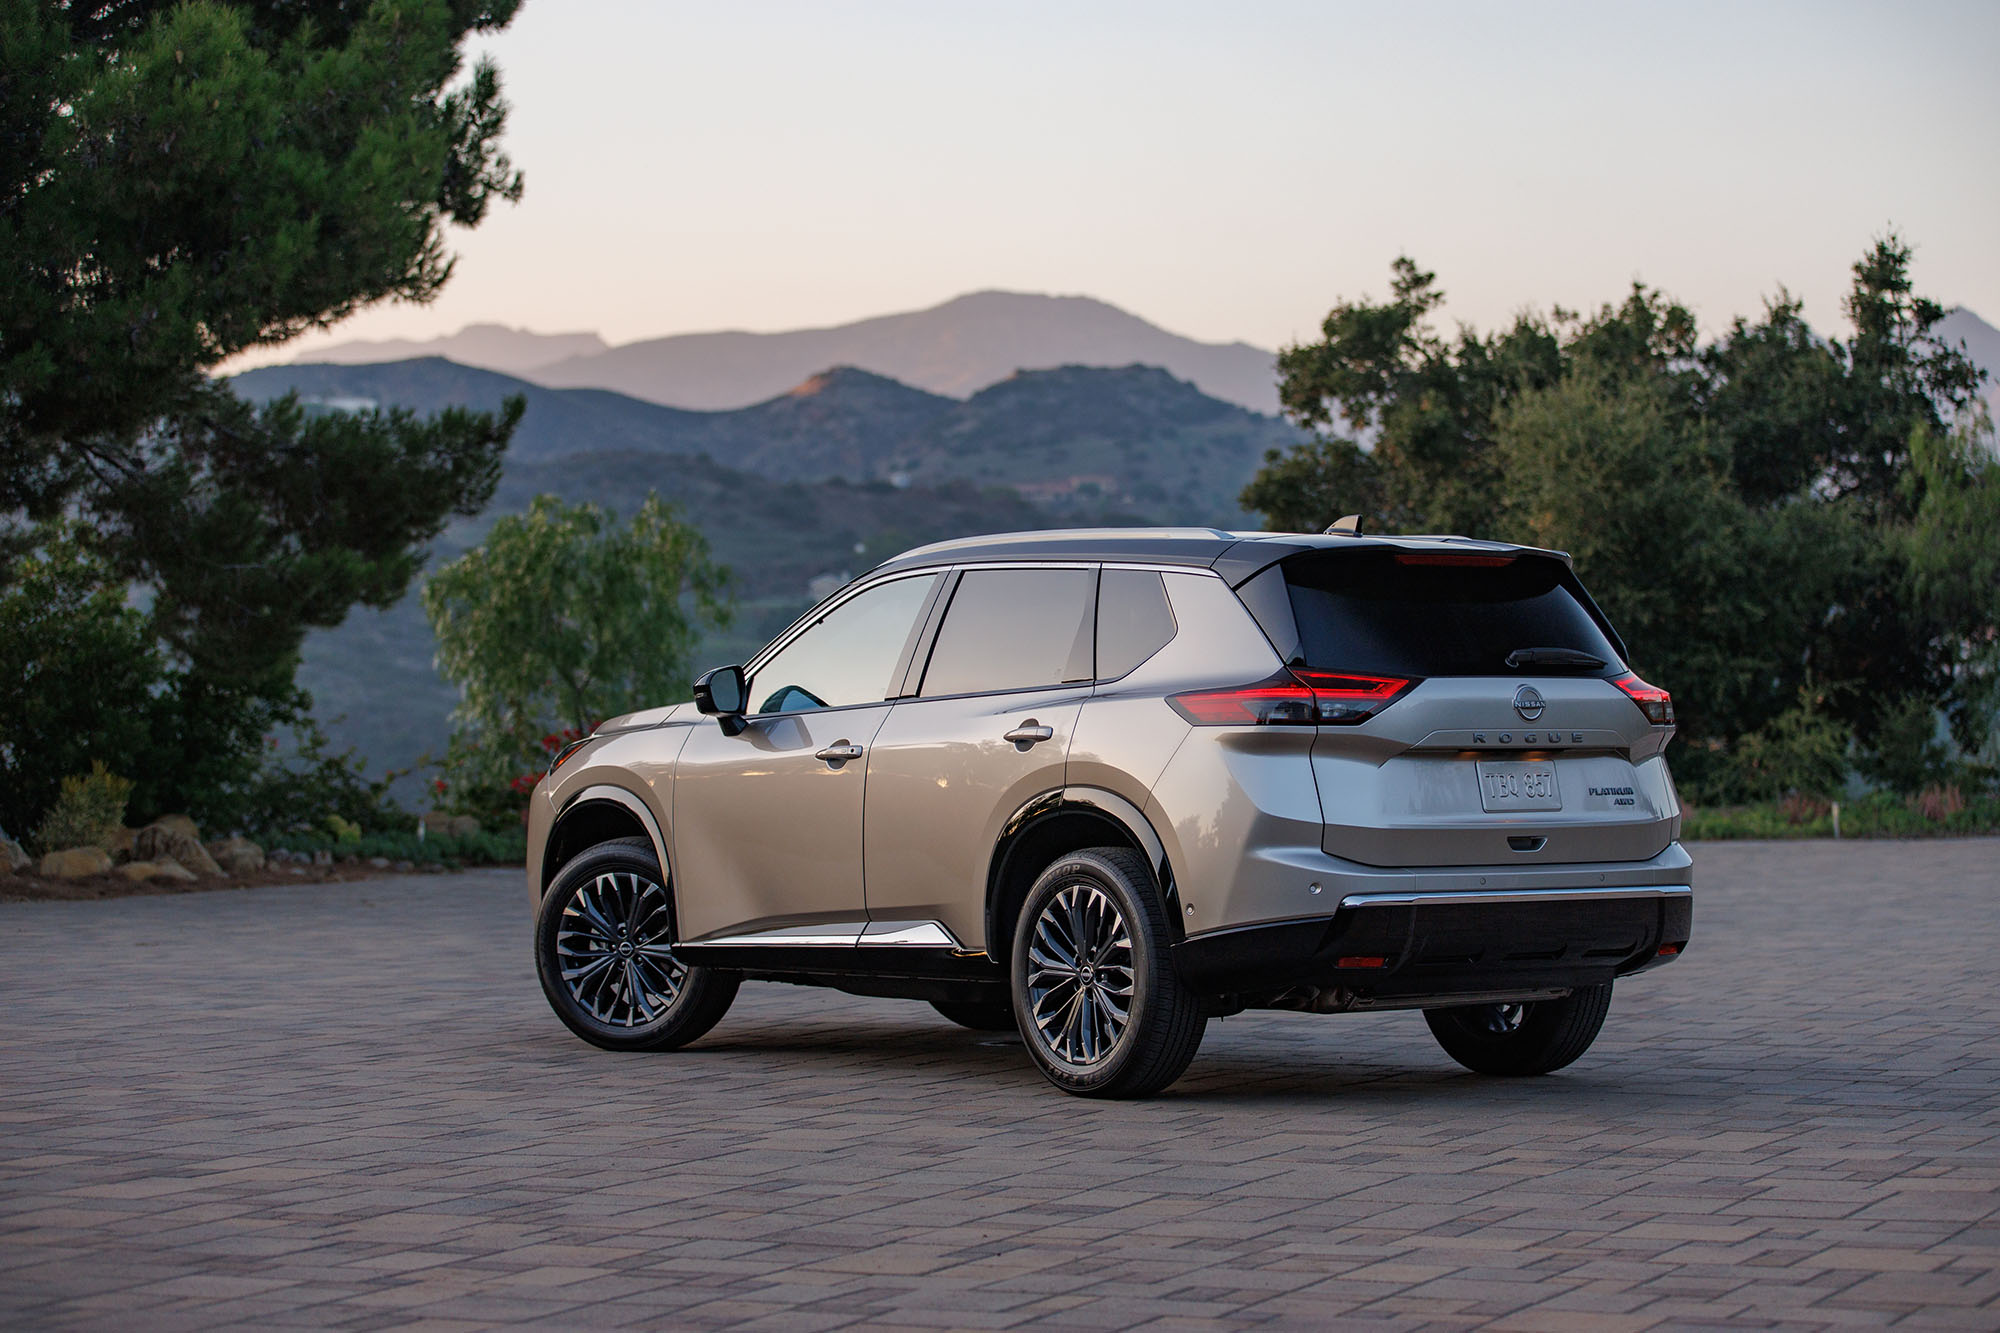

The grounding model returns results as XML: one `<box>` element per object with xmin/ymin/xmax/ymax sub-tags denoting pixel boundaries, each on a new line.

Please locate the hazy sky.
<box><xmin>256</xmin><ymin>1</ymin><xmax>2000</xmax><ymax>364</ymax></box>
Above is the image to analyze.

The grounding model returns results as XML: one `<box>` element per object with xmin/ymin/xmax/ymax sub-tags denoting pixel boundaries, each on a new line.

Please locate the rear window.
<box><xmin>1252</xmin><ymin>550</ymin><xmax>1624</xmax><ymax>678</ymax></box>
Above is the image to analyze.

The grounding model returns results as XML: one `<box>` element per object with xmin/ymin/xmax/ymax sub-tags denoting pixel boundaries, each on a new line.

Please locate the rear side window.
<box><xmin>1096</xmin><ymin>569</ymin><xmax>1177</xmax><ymax>679</ymax></box>
<box><xmin>920</xmin><ymin>568</ymin><xmax>1095</xmax><ymax>696</ymax></box>
<box><xmin>1270</xmin><ymin>550</ymin><xmax>1623</xmax><ymax>678</ymax></box>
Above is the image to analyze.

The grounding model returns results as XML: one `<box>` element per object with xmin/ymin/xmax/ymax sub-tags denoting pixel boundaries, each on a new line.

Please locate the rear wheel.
<box><xmin>1423</xmin><ymin>984</ymin><xmax>1613</xmax><ymax>1075</ymax></box>
<box><xmin>534</xmin><ymin>836</ymin><xmax>739</xmax><ymax>1051</ymax></box>
<box><xmin>929</xmin><ymin>998</ymin><xmax>1016</xmax><ymax>1032</ymax></box>
<box><xmin>1010</xmin><ymin>847</ymin><xmax>1205</xmax><ymax>1098</ymax></box>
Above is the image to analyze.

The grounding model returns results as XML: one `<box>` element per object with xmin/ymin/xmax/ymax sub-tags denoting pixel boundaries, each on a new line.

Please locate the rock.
<box><xmin>367</xmin><ymin>856</ymin><xmax>390</xmax><ymax>869</ymax></box>
<box><xmin>206</xmin><ymin>836</ymin><xmax>265</xmax><ymax>875</ymax></box>
<box><xmin>150</xmin><ymin>858</ymin><xmax>198</xmax><ymax>881</ymax></box>
<box><xmin>117</xmin><ymin>860</ymin><xmax>165</xmax><ymax>881</ymax></box>
<box><xmin>134</xmin><ymin>824</ymin><xmax>224</xmax><ymax>876</ymax></box>
<box><xmin>315</xmin><ymin>850</ymin><xmax>335</xmax><ymax>867</ymax></box>
<box><xmin>447</xmin><ymin>816</ymin><xmax>481</xmax><ymax>840</ymax></box>
<box><xmin>392</xmin><ymin>860</ymin><xmax>414</xmax><ymax>872</ymax></box>
<box><xmin>1</xmin><ymin>837</ymin><xmax>29</xmax><ymax>874</ymax></box>
<box><xmin>107</xmin><ymin>826</ymin><xmax>137</xmax><ymax>863</ymax></box>
<box><xmin>39</xmin><ymin>847</ymin><xmax>112</xmax><ymax>878</ymax></box>
<box><xmin>420</xmin><ymin>811</ymin><xmax>455</xmax><ymax>835</ymax></box>
<box><xmin>152</xmin><ymin>813</ymin><xmax>201</xmax><ymax>841</ymax></box>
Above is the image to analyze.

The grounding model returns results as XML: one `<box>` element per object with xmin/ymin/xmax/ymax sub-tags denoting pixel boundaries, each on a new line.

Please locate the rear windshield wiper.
<box><xmin>1505</xmin><ymin>647</ymin><xmax>1607</xmax><ymax>670</ymax></box>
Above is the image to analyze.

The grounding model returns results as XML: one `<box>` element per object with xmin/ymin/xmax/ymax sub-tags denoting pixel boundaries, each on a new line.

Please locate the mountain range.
<box><xmin>231</xmin><ymin>356</ymin><xmax>1301</xmax><ymax>786</ymax></box>
<box><xmin>294</xmin><ymin>291</ymin><xmax>1283</xmax><ymax>414</ymax></box>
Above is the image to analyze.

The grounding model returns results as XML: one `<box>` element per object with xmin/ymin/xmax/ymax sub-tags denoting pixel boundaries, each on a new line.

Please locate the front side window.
<box><xmin>920</xmin><ymin>568</ymin><xmax>1095</xmax><ymax>697</ymax></box>
<box><xmin>751</xmin><ymin>574</ymin><xmax>940</xmax><ymax>714</ymax></box>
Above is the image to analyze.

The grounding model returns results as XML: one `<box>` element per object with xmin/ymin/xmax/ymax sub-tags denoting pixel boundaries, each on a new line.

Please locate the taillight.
<box><xmin>1611</xmin><ymin>673</ymin><xmax>1674</xmax><ymax>726</ymax></box>
<box><xmin>1168</xmin><ymin>671</ymin><xmax>1413</xmax><ymax>727</ymax></box>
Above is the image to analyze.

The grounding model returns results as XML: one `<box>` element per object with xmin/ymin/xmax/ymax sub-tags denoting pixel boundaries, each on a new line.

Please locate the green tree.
<box><xmin>1244</xmin><ymin>238</ymin><xmax>1995</xmax><ymax>797</ymax></box>
<box><xmin>1</xmin><ymin>0</ymin><xmax>526</xmax><ymax>824</ymax></box>
<box><xmin>423</xmin><ymin>495</ymin><xmax>732</xmax><ymax>817</ymax></box>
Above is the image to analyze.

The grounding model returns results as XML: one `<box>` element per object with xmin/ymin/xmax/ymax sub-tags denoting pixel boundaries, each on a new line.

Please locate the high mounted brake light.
<box><xmin>1393</xmin><ymin>552</ymin><xmax>1516</xmax><ymax>567</ymax></box>
<box><xmin>1168</xmin><ymin>671</ymin><xmax>1414</xmax><ymax>727</ymax></box>
<box><xmin>1611</xmin><ymin>673</ymin><xmax>1675</xmax><ymax>726</ymax></box>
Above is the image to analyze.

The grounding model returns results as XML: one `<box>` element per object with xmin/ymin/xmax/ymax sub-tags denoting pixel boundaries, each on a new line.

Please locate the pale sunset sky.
<box><xmin>256</xmin><ymin>0</ymin><xmax>2000</xmax><ymax>363</ymax></box>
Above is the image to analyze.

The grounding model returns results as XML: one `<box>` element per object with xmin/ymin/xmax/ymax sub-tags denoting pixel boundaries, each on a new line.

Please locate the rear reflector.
<box><xmin>1656</xmin><ymin>943</ymin><xmax>1681</xmax><ymax>957</ymax></box>
<box><xmin>1611</xmin><ymin>673</ymin><xmax>1675</xmax><ymax>726</ymax></box>
<box><xmin>1336</xmin><ymin>956</ymin><xmax>1388</xmax><ymax>969</ymax></box>
<box><xmin>1168</xmin><ymin>671</ymin><xmax>1414</xmax><ymax>727</ymax></box>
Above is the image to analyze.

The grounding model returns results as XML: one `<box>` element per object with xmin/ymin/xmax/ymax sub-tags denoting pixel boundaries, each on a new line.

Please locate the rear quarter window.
<box><xmin>1095</xmin><ymin>569</ymin><xmax>1177</xmax><ymax>679</ymax></box>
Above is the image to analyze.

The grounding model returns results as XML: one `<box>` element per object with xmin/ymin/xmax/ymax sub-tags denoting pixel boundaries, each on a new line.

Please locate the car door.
<box><xmin>862</xmin><ymin>565</ymin><xmax>1097</xmax><ymax>952</ymax></box>
<box><xmin>672</xmin><ymin>572</ymin><xmax>942</xmax><ymax>943</ymax></box>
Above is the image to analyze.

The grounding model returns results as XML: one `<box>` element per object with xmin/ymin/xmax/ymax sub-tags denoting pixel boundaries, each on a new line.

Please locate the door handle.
<box><xmin>815</xmin><ymin>742</ymin><xmax>864</xmax><ymax>763</ymax></box>
<box><xmin>1004</xmin><ymin>721</ymin><xmax>1055</xmax><ymax>748</ymax></box>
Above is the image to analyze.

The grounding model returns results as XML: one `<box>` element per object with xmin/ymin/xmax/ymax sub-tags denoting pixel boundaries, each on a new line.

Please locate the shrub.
<box><xmin>31</xmin><ymin>761</ymin><xmax>134</xmax><ymax>853</ymax></box>
<box><xmin>1910</xmin><ymin>783</ymin><xmax>1965</xmax><ymax>821</ymax></box>
<box><xmin>1727</xmin><ymin>697</ymin><xmax>1850</xmax><ymax>802</ymax></box>
<box><xmin>188</xmin><ymin>719</ymin><xmax>414</xmax><ymax>841</ymax></box>
<box><xmin>1859</xmin><ymin>694</ymin><xmax>1957</xmax><ymax>795</ymax></box>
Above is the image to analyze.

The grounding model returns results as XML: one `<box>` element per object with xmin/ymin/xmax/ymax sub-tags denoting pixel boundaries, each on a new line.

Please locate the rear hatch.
<box><xmin>1237</xmin><ymin>544</ymin><xmax>1678</xmax><ymax>867</ymax></box>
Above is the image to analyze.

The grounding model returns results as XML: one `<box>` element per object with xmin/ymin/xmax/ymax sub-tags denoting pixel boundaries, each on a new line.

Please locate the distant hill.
<box><xmin>233</xmin><ymin>354</ymin><xmax>1294</xmax><ymax>785</ymax></box>
<box><xmin>293</xmin><ymin>455</ymin><xmax>1066</xmax><ymax>789</ymax></box>
<box><xmin>1938</xmin><ymin>307</ymin><xmax>2000</xmax><ymax>420</ymax></box>
<box><xmin>235</xmin><ymin>357</ymin><xmax>1300</xmax><ymax>518</ymax></box>
<box><xmin>298</xmin><ymin>323</ymin><xmax>607</xmax><ymax>375</ymax></box>
<box><xmin>303</xmin><ymin>291</ymin><xmax>1281</xmax><ymax>413</ymax></box>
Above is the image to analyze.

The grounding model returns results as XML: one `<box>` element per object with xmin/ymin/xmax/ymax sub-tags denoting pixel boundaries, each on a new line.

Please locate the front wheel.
<box><xmin>1423</xmin><ymin>984</ymin><xmax>1613</xmax><ymax>1076</ymax></box>
<box><xmin>534</xmin><ymin>836</ymin><xmax>739</xmax><ymax>1051</ymax></box>
<box><xmin>1010</xmin><ymin>847</ymin><xmax>1205</xmax><ymax>1098</ymax></box>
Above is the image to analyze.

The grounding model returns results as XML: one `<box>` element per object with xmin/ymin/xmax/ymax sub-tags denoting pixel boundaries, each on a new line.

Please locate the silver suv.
<box><xmin>527</xmin><ymin>528</ymin><xmax>1691</xmax><ymax>1097</ymax></box>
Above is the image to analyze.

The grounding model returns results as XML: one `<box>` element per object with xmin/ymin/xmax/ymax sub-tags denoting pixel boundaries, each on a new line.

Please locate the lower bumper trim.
<box><xmin>1175</xmin><ymin>886</ymin><xmax>1692</xmax><ymax>1000</ymax></box>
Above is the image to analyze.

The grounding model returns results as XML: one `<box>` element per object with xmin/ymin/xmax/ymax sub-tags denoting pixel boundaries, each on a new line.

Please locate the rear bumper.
<box><xmin>1174</xmin><ymin>885</ymin><xmax>1692</xmax><ymax>1005</ymax></box>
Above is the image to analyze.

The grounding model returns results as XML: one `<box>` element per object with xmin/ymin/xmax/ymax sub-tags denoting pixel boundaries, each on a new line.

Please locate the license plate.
<box><xmin>1477</xmin><ymin>761</ymin><xmax>1562</xmax><ymax>812</ymax></box>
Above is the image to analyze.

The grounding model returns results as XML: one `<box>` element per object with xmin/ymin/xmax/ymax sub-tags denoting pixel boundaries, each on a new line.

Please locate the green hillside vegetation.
<box><xmin>227</xmin><ymin>356</ymin><xmax>1295</xmax><ymax>788</ymax></box>
<box><xmin>282</xmin><ymin>443</ymin><xmax>1136</xmax><ymax>791</ymax></box>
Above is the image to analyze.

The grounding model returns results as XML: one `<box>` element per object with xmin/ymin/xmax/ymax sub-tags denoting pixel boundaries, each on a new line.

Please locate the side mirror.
<box><xmin>692</xmin><ymin>664</ymin><xmax>748</xmax><ymax>735</ymax></box>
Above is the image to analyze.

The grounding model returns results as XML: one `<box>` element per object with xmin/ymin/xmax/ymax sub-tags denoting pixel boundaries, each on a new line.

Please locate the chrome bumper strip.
<box><xmin>1339</xmin><ymin>885</ymin><xmax>1692</xmax><ymax>910</ymax></box>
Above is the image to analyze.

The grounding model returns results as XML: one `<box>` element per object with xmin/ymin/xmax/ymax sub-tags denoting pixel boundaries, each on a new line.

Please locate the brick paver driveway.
<box><xmin>3</xmin><ymin>840</ymin><xmax>1997</xmax><ymax>1330</ymax></box>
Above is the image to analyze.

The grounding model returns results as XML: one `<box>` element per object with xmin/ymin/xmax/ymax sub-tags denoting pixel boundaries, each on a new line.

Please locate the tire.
<box><xmin>1010</xmin><ymin>847</ymin><xmax>1206</xmax><ymax>1098</ymax></box>
<box><xmin>534</xmin><ymin>836</ymin><xmax>739</xmax><ymax>1051</ymax></box>
<box><xmin>929</xmin><ymin>998</ymin><xmax>1016</xmax><ymax>1032</ymax></box>
<box><xmin>1423</xmin><ymin>984</ymin><xmax>1613</xmax><ymax>1076</ymax></box>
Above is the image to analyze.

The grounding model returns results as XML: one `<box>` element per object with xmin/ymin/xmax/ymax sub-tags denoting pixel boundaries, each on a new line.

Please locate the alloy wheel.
<box><xmin>553</xmin><ymin>870</ymin><xmax>685</xmax><ymax>1028</ymax></box>
<box><xmin>1473</xmin><ymin>1003</ymin><xmax>1529</xmax><ymax>1035</ymax></box>
<box><xmin>1025</xmin><ymin>881</ymin><xmax>1136</xmax><ymax>1066</ymax></box>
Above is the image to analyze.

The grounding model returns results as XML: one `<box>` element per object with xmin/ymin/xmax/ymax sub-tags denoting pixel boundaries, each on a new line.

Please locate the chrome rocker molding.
<box><xmin>687</xmin><ymin>920</ymin><xmax>963</xmax><ymax>949</ymax></box>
